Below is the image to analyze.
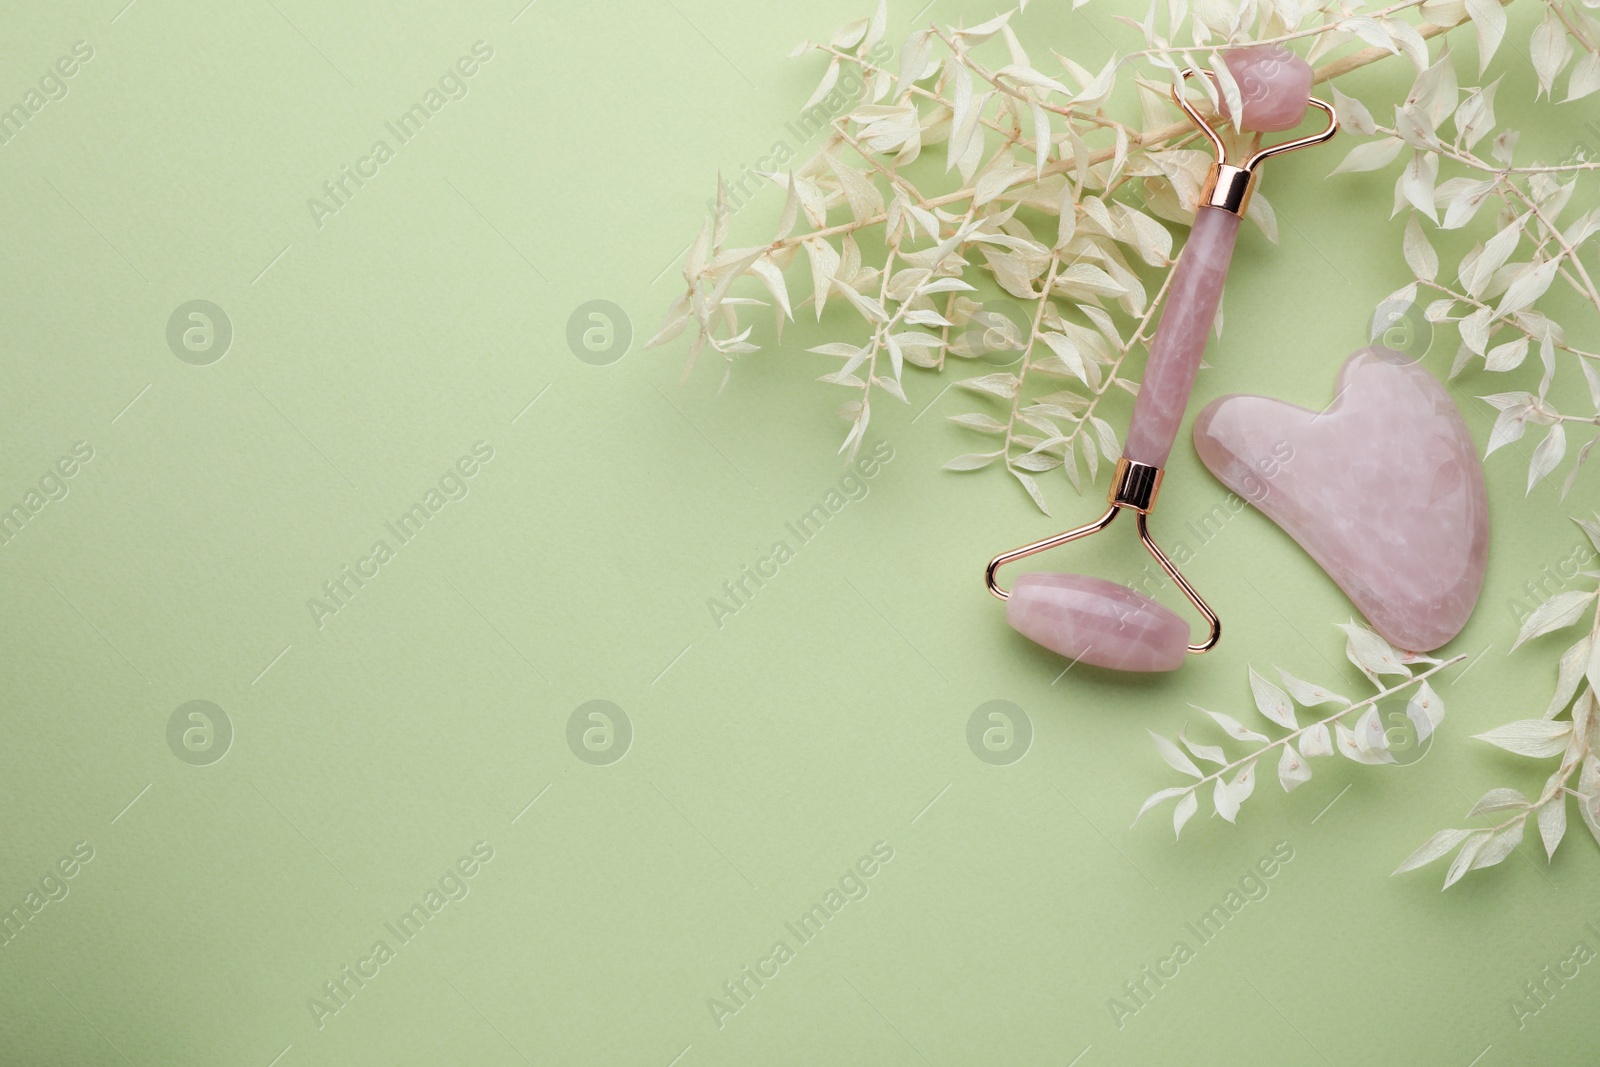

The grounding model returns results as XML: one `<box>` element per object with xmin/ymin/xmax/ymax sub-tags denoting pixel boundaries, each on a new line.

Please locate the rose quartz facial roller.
<box><xmin>985</xmin><ymin>49</ymin><xmax>1338</xmax><ymax>672</ymax></box>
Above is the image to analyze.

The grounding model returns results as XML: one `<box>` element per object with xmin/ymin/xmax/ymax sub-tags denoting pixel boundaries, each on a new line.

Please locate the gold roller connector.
<box><xmin>984</xmin><ymin>458</ymin><xmax>1221</xmax><ymax>655</ymax></box>
<box><xmin>1173</xmin><ymin>68</ymin><xmax>1340</xmax><ymax>217</ymax></box>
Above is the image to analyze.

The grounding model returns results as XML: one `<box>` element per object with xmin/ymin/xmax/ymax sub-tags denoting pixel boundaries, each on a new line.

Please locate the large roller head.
<box><xmin>1006</xmin><ymin>573</ymin><xmax>1189</xmax><ymax>672</ymax></box>
<box><xmin>1220</xmin><ymin>44</ymin><xmax>1315</xmax><ymax>132</ymax></box>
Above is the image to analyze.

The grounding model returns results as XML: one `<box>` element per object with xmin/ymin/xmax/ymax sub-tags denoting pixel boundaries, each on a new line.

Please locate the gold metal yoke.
<box><xmin>984</xmin><ymin>459</ymin><xmax>1222</xmax><ymax>655</ymax></box>
<box><xmin>1174</xmin><ymin>68</ymin><xmax>1340</xmax><ymax>216</ymax></box>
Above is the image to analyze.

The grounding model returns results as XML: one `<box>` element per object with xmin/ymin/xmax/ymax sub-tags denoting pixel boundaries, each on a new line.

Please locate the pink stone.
<box><xmin>1006</xmin><ymin>573</ymin><xmax>1190</xmax><ymax>672</ymax></box>
<box><xmin>1125</xmin><ymin>206</ymin><xmax>1241</xmax><ymax>467</ymax></box>
<box><xmin>1192</xmin><ymin>347</ymin><xmax>1488</xmax><ymax>652</ymax></box>
<box><xmin>1222</xmin><ymin>45</ymin><xmax>1314</xmax><ymax>132</ymax></box>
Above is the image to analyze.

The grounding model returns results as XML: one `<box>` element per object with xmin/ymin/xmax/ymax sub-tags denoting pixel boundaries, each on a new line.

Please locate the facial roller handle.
<box><xmin>1122</xmin><ymin>206</ymin><xmax>1243</xmax><ymax>467</ymax></box>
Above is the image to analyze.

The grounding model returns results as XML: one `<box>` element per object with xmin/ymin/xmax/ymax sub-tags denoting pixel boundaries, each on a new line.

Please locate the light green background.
<box><xmin>2</xmin><ymin>0</ymin><xmax>1598</xmax><ymax>1063</ymax></box>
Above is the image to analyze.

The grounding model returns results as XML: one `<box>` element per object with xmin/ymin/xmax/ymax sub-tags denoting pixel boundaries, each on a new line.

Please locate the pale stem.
<box><xmin>929</xmin><ymin>24</ymin><xmax>1140</xmax><ymax>136</ymax></box>
<box><xmin>1417</xmin><ymin>279</ymin><xmax>1600</xmax><ymax>362</ymax></box>
<box><xmin>1000</xmin><ymin>253</ymin><xmax>1064</xmax><ymax>470</ymax></box>
<box><xmin>1545</xmin><ymin>0</ymin><xmax>1598</xmax><ymax>54</ymax></box>
<box><xmin>1179</xmin><ymin>655</ymin><xmax>1466</xmax><ymax>792</ymax></box>
<box><xmin>1505</xmin><ymin>182</ymin><xmax>1600</xmax><ymax>315</ymax></box>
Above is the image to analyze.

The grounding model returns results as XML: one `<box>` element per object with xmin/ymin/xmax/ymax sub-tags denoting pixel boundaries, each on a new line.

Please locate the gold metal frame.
<box><xmin>984</xmin><ymin>459</ymin><xmax>1222</xmax><ymax>655</ymax></box>
<box><xmin>1173</xmin><ymin>68</ymin><xmax>1339</xmax><ymax>216</ymax></box>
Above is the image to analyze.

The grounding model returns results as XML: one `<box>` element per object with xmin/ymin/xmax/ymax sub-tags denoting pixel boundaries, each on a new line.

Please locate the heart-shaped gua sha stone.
<box><xmin>1192</xmin><ymin>347</ymin><xmax>1488</xmax><ymax>652</ymax></box>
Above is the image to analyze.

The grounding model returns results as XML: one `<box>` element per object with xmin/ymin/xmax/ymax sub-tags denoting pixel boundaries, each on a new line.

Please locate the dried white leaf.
<box><xmin>1208</xmin><ymin>50</ymin><xmax>1245</xmax><ymax>129</ymax></box>
<box><xmin>1466</xmin><ymin>786</ymin><xmax>1527</xmax><ymax>817</ymax></box>
<box><xmin>831</xmin><ymin>18</ymin><xmax>868</xmax><ymax>50</ymax></box>
<box><xmin>955</xmin><ymin>10</ymin><xmax>1013</xmax><ymax>41</ymax></box>
<box><xmin>1229</xmin><ymin>760</ymin><xmax>1257</xmax><ymax>808</ymax></box>
<box><xmin>997</xmin><ymin>63</ymin><xmax>1072</xmax><ymax>97</ymax></box>
<box><xmin>1470</xmin><ymin>819</ymin><xmax>1525</xmax><ymax>871</ymax></box>
<box><xmin>1214</xmin><ymin>775</ymin><xmax>1239</xmax><ymax>822</ymax></box>
<box><xmin>862</xmin><ymin>0</ymin><xmax>887</xmax><ymax>52</ymax></box>
<box><xmin>807</xmin><ymin>342</ymin><xmax>865</xmax><ymax>359</ymax></box>
<box><xmin>1150</xmin><ymin>729</ymin><xmax>1203</xmax><ymax>779</ymax></box>
<box><xmin>947</xmin><ymin>63</ymin><xmax>976</xmax><ymax>173</ymax></box>
<box><xmin>1202</xmin><ymin>708</ymin><xmax>1269</xmax><ymax>743</ymax></box>
<box><xmin>1403</xmin><ymin>215</ymin><xmax>1439</xmax><ymax>281</ymax></box>
<box><xmin>1056</xmin><ymin>183</ymin><xmax>1078</xmax><ymax>249</ymax></box>
<box><xmin>1531</xmin><ymin>13</ymin><xmax>1574</xmax><ymax>98</ymax></box>
<box><xmin>1180</xmin><ymin>722</ymin><xmax>1226</xmax><ymax>765</ymax></box>
<box><xmin>1578</xmin><ymin>756</ymin><xmax>1600</xmax><ymax>848</ymax></box>
<box><xmin>1134</xmin><ymin>786</ymin><xmax>1193</xmax><ymax>825</ymax></box>
<box><xmin>829</xmin><ymin>157</ymin><xmax>885</xmax><ymax>223</ymax></box>
<box><xmin>1496</xmin><ymin>258</ymin><xmax>1561</xmax><ymax>318</ymax></box>
<box><xmin>947</xmin><ymin>412</ymin><xmax>1007</xmax><ymax>434</ymax></box>
<box><xmin>1329</xmin><ymin>136</ymin><xmax>1404</xmax><ymax>176</ymax></box>
<box><xmin>1465</xmin><ymin>0</ymin><xmax>1506</xmax><ymax>74</ymax></box>
<box><xmin>1299</xmin><ymin>721</ymin><xmax>1334</xmax><ymax>757</ymax></box>
<box><xmin>1527</xmin><ymin>424</ymin><xmax>1567</xmax><ymax>494</ymax></box>
<box><xmin>1336</xmin><ymin>721</ymin><xmax>1392</xmax><ymax>764</ymax></box>
<box><xmin>943</xmin><ymin>451</ymin><xmax>1003</xmax><ymax>471</ymax></box>
<box><xmin>1485</xmin><ymin>399</ymin><xmax>1531</xmax><ymax>456</ymax></box>
<box><xmin>872</xmin><ymin>374</ymin><xmax>908</xmax><ymax>403</ymax></box>
<box><xmin>1173</xmin><ymin>790</ymin><xmax>1199</xmax><ymax>839</ymax></box>
<box><xmin>1394</xmin><ymin>827</ymin><xmax>1475</xmax><ymax>874</ymax></box>
<box><xmin>957</xmin><ymin>372</ymin><xmax>1020</xmax><ymax>400</ymax></box>
<box><xmin>1012</xmin><ymin>451</ymin><xmax>1061</xmax><ymax>473</ymax></box>
<box><xmin>1399</xmin><ymin>148</ymin><xmax>1439</xmax><ymax>222</ymax></box>
<box><xmin>1484</xmin><ymin>337</ymin><xmax>1529</xmax><ymax>372</ymax></box>
<box><xmin>1012</xmin><ymin>469</ymin><xmax>1049</xmax><ymax>513</ymax></box>
<box><xmin>1512</xmin><ymin>589</ymin><xmax>1596</xmax><ymax>649</ymax></box>
<box><xmin>1073</xmin><ymin>54</ymin><xmax>1117</xmax><ymax>107</ymax></box>
<box><xmin>1473</xmin><ymin>719</ymin><xmax>1572</xmax><ymax>758</ymax></box>
<box><xmin>836</xmin><ymin>282</ymin><xmax>888</xmax><ymax>324</ymax></box>
<box><xmin>1340</xmin><ymin>16</ymin><xmax>1398</xmax><ymax>53</ymax></box>
<box><xmin>1278</xmin><ymin>744</ymin><xmax>1312</xmax><ymax>792</ymax></box>
<box><xmin>1341</xmin><ymin>622</ymin><xmax>1411</xmax><ymax>681</ymax></box>
<box><xmin>805</xmin><ymin>57</ymin><xmax>842</xmax><ymax>110</ymax></box>
<box><xmin>1088</xmin><ymin>416</ymin><xmax>1120</xmax><ymax>460</ymax></box>
<box><xmin>804</xmin><ymin>238</ymin><xmax>840</xmax><ymax>321</ymax></box>
<box><xmin>1355</xmin><ymin>706</ymin><xmax>1396</xmax><ymax>760</ymax></box>
<box><xmin>748</xmin><ymin>257</ymin><xmax>793</xmax><ymax>321</ymax></box>
<box><xmin>1537</xmin><ymin>797</ymin><xmax>1567</xmax><ymax>860</ymax></box>
<box><xmin>1567</xmin><ymin>52</ymin><xmax>1600</xmax><ymax>102</ymax></box>
<box><xmin>1458</xmin><ymin>306</ymin><xmax>1490</xmax><ymax>355</ymax></box>
<box><xmin>1276</xmin><ymin>669</ymin><xmax>1349</xmax><ymax>708</ymax></box>
<box><xmin>1249</xmin><ymin>667</ymin><xmax>1298</xmax><ymax>730</ymax></box>
<box><xmin>1384</xmin><ymin>17</ymin><xmax>1430</xmax><ymax>71</ymax></box>
<box><xmin>896</xmin><ymin>32</ymin><xmax>935</xmax><ymax>100</ymax></box>
<box><xmin>1330</xmin><ymin>86</ymin><xmax>1375</xmax><ymax>136</ymax></box>
<box><xmin>1406</xmin><ymin>680</ymin><xmax>1445</xmax><ymax>742</ymax></box>
<box><xmin>1547</xmin><ymin>635</ymin><xmax>1591</xmax><ymax>717</ymax></box>
<box><xmin>974</xmin><ymin>163</ymin><xmax>1032</xmax><ymax>207</ymax></box>
<box><xmin>1456</xmin><ymin>80</ymin><xmax>1500</xmax><ymax>148</ymax></box>
<box><xmin>1246</xmin><ymin>188</ymin><xmax>1278</xmax><ymax>243</ymax></box>
<box><xmin>647</xmin><ymin>293</ymin><xmax>692</xmax><ymax>350</ymax></box>
<box><xmin>1443</xmin><ymin>830</ymin><xmax>1490</xmax><ymax>887</ymax></box>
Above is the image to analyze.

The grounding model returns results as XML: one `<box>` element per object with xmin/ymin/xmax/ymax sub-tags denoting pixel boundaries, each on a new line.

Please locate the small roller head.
<box><xmin>1005</xmin><ymin>573</ymin><xmax>1190</xmax><ymax>672</ymax></box>
<box><xmin>1221</xmin><ymin>44</ymin><xmax>1314</xmax><ymax>132</ymax></box>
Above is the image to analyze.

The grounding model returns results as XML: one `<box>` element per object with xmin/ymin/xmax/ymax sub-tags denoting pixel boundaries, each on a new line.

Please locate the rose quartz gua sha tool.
<box><xmin>1193</xmin><ymin>347</ymin><xmax>1489</xmax><ymax>652</ymax></box>
<box><xmin>984</xmin><ymin>49</ymin><xmax>1338</xmax><ymax>672</ymax></box>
